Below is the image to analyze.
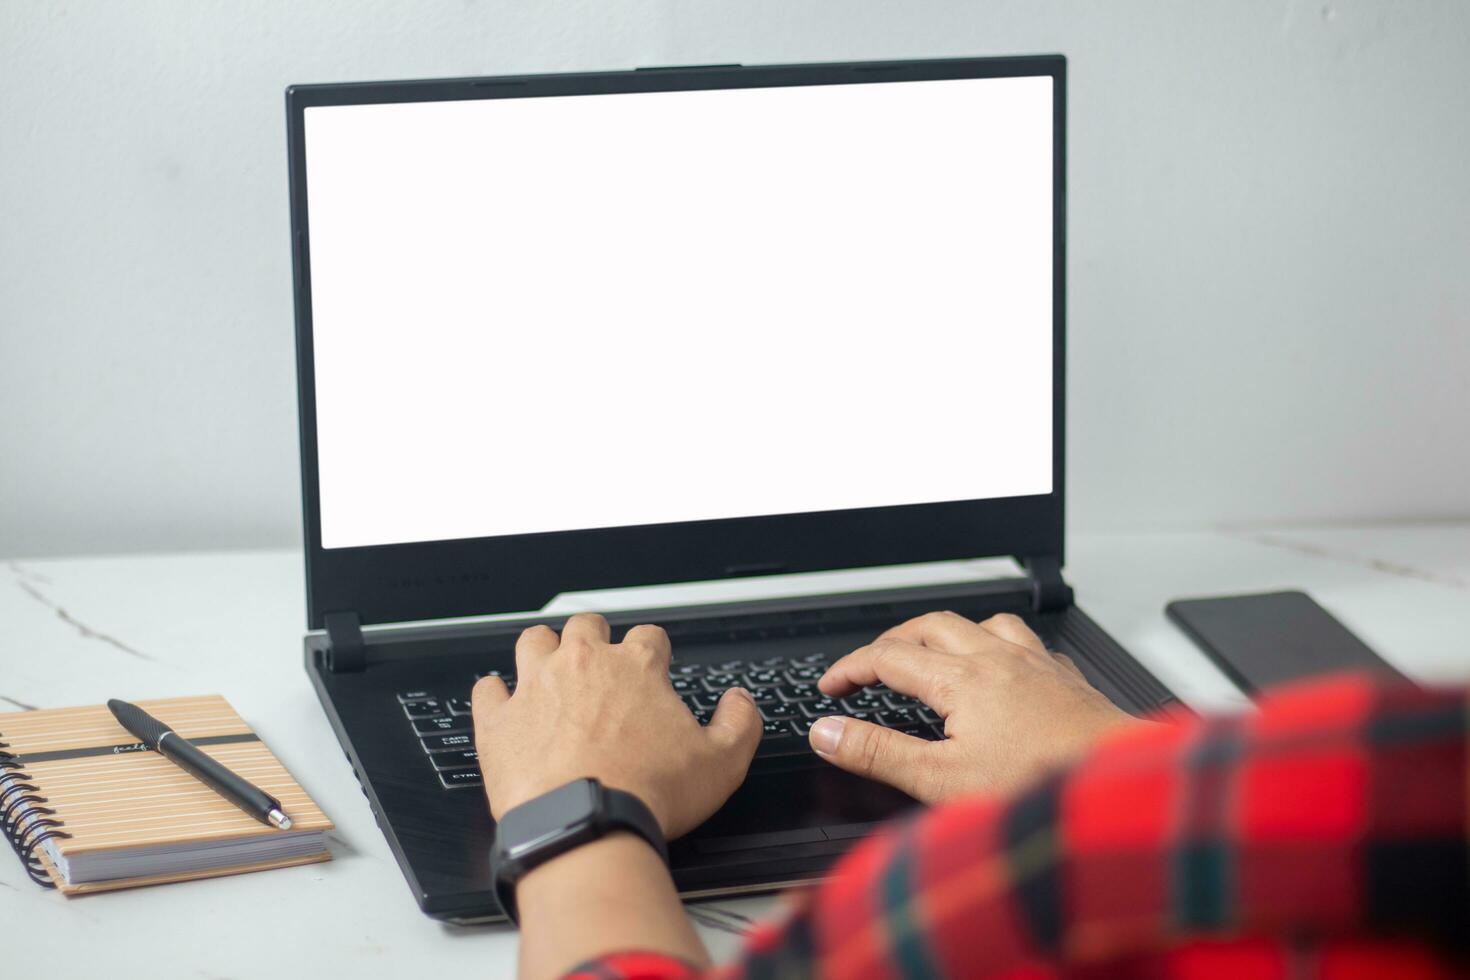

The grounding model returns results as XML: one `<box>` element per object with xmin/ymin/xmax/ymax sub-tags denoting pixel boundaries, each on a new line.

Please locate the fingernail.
<box><xmin>809</xmin><ymin>716</ymin><xmax>846</xmax><ymax>756</ymax></box>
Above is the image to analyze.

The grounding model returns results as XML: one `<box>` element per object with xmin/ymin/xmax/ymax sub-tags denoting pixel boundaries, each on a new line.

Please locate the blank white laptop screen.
<box><xmin>304</xmin><ymin>74</ymin><xmax>1054</xmax><ymax>550</ymax></box>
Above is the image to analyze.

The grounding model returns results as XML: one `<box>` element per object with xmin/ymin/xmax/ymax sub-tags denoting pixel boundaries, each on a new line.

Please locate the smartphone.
<box><xmin>1165</xmin><ymin>590</ymin><xmax>1404</xmax><ymax>695</ymax></box>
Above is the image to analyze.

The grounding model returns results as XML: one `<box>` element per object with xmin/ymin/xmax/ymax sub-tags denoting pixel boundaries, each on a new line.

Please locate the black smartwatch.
<box><xmin>489</xmin><ymin>777</ymin><xmax>668</xmax><ymax>923</ymax></box>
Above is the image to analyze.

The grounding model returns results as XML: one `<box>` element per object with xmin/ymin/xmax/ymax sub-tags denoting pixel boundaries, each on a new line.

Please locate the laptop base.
<box><xmin>306</xmin><ymin>576</ymin><xmax>1185</xmax><ymax>924</ymax></box>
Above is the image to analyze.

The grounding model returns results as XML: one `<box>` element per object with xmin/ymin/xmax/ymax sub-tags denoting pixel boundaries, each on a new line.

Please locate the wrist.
<box><xmin>1076</xmin><ymin>710</ymin><xmax>1153</xmax><ymax>753</ymax></box>
<box><xmin>516</xmin><ymin>829</ymin><xmax>656</xmax><ymax>907</ymax></box>
<box><xmin>513</xmin><ymin>828</ymin><xmax>709</xmax><ymax>974</ymax></box>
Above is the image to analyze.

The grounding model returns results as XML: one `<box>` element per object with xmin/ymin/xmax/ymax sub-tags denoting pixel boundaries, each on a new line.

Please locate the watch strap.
<box><xmin>601</xmin><ymin>785</ymin><xmax>669</xmax><ymax>864</ymax></box>
<box><xmin>492</xmin><ymin>779</ymin><xmax>667</xmax><ymax>924</ymax></box>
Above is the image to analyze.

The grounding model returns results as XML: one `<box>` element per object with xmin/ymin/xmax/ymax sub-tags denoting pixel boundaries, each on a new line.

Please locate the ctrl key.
<box><xmin>440</xmin><ymin>769</ymin><xmax>484</xmax><ymax>790</ymax></box>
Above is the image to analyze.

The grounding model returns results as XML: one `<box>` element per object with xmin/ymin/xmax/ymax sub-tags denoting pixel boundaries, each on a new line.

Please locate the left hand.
<box><xmin>471</xmin><ymin>612</ymin><xmax>763</xmax><ymax>838</ymax></box>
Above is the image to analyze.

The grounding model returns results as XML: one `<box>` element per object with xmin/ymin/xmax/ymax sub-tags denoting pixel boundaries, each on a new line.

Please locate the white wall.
<box><xmin>2</xmin><ymin>0</ymin><xmax>1467</xmax><ymax>560</ymax></box>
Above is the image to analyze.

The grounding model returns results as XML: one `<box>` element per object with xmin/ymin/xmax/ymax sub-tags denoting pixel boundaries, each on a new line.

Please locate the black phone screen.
<box><xmin>1166</xmin><ymin>590</ymin><xmax>1404</xmax><ymax>695</ymax></box>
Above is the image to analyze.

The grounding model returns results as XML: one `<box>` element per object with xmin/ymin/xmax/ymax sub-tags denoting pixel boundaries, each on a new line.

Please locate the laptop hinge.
<box><xmin>1020</xmin><ymin>555</ymin><xmax>1073</xmax><ymax>614</ymax></box>
<box><xmin>324</xmin><ymin>611</ymin><xmax>366</xmax><ymax>673</ymax></box>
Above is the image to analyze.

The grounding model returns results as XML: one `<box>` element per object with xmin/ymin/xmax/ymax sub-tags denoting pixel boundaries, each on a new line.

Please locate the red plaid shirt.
<box><xmin>565</xmin><ymin>673</ymin><xmax>1469</xmax><ymax>979</ymax></box>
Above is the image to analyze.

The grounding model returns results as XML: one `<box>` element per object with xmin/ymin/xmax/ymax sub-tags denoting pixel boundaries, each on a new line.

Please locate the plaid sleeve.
<box><xmin>573</xmin><ymin>673</ymin><xmax>1470</xmax><ymax>979</ymax></box>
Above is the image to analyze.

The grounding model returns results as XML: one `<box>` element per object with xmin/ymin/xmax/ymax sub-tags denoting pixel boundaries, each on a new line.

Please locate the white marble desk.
<box><xmin>3</xmin><ymin>524</ymin><xmax>1467</xmax><ymax>978</ymax></box>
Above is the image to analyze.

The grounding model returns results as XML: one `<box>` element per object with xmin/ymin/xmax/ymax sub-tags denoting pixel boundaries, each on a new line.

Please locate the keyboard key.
<box><xmin>447</xmin><ymin>697</ymin><xmax>473</xmax><ymax>716</ymax></box>
<box><xmin>755</xmin><ymin>736</ymin><xmax>807</xmax><ymax>758</ymax></box>
<box><xmin>799</xmin><ymin>697</ymin><xmax>841</xmax><ymax>718</ymax></box>
<box><xmin>397</xmin><ymin>690</ymin><xmax>436</xmax><ymax>703</ymax></box>
<box><xmin>875</xmin><ymin>708</ymin><xmax>918</xmax><ymax>728</ymax></box>
<box><xmin>402</xmin><ymin>700</ymin><xmax>444</xmax><ymax>719</ymax></box>
<box><xmin>797</xmin><ymin>710</ymin><xmax>870</xmax><ymax>734</ymax></box>
<box><xmin>927</xmin><ymin>723</ymin><xmax>947</xmax><ymax>740</ymax></box>
<box><xmin>797</xmin><ymin>652</ymin><xmax>831</xmax><ymax>665</ymax></box>
<box><xmin>890</xmin><ymin>723</ymin><xmax>937</xmax><ymax>741</ymax></box>
<box><xmin>742</xmin><ymin>670</ymin><xmax>782</xmax><ymax>688</ymax></box>
<box><xmin>760</xmin><ymin>702</ymin><xmax>798</xmax><ymax>721</ymax></box>
<box><xmin>671</xmin><ymin>662</ymin><xmax>706</xmax><ymax>676</ymax></box>
<box><xmin>777</xmin><ymin>683</ymin><xmax>821</xmax><ymax>703</ymax></box>
<box><xmin>671</xmin><ymin>677</ymin><xmax>698</xmax><ymax>694</ymax></box>
<box><xmin>413</xmin><ymin>716</ymin><xmax>471</xmax><ymax>737</ymax></box>
<box><xmin>687</xmin><ymin>692</ymin><xmax>723</xmax><ymax>711</ymax></box>
<box><xmin>883</xmin><ymin>692</ymin><xmax>920</xmax><ymax>710</ymax></box>
<box><xmin>440</xmin><ymin>770</ymin><xmax>484</xmax><ymax>789</ymax></box>
<box><xmin>750</xmin><ymin>688</ymin><xmax>779</xmax><ymax>705</ymax></box>
<box><xmin>761</xmin><ymin>720</ymin><xmax>789</xmax><ymax>738</ymax></box>
<box><xmin>843</xmin><ymin>693</ymin><xmax>882</xmax><ymax>712</ymax></box>
<box><xmin>421</xmin><ymin>732</ymin><xmax>474</xmax><ymax>753</ymax></box>
<box><xmin>785</xmin><ymin>666</ymin><xmax>824</xmax><ymax>683</ymax></box>
<box><xmin>430</xmin><ymin>750</ymin><xmax>479</xmax><ymax>771</ymax></box>
<box><xmin>917</xmin><ymin>706</ymin><xmax>941</xmax><ymax>725</ymax></box>
<box><xmin>715</xmin><ymin>660</ymin><xmax>745</xmax><ymax>673</ymax></box>
<box><xmin>701</xmin><ymin>672</ymin><xmax>738</xmax><ymax>692</ymax></box>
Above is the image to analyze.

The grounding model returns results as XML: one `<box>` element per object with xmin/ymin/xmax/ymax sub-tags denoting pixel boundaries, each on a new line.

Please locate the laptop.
<box><xmin>285</xmin><ymin>55</ymin><xmax>1186</xmax><ymax>924</ymax></box>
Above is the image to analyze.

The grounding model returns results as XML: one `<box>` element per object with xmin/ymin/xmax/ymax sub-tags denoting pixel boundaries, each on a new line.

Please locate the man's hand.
<box><xmin>472</xmin><ymin>612</ymin><xmax>763</xmax><ymax>838</ymax></box>
<box><xmin>810</xmin><ymin>611</ymin><xmax>1147</xmax><ymax>801</ymax></box>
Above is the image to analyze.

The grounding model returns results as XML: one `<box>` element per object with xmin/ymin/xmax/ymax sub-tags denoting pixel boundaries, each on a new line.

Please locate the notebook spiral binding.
<box><xmin>0</xmin><ymin>734</ymin><xmax>72</xmax><ymax>887</ymax></box>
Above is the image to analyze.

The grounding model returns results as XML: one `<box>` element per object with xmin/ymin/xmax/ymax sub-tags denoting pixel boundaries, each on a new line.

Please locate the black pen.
<box><xmin>107</xmin><ymin>699</ymin><xmax>293</xmax><ymax>830</ymax></box>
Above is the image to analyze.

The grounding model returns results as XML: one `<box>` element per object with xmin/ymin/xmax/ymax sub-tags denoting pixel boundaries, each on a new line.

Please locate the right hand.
<box><xmin>808</xmin><ymin>611</ymin><xmax>1149</xmax><ymax>801</ymax></box>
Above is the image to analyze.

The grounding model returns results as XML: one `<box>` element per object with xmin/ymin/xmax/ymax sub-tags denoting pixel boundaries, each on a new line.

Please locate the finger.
<box><xmin>877</xmin><ymin>610</ymin><xmax>992</xmax><ymax>654</ymax></box>
<box><xmin>471</xmin><ymin>675</ymin><xmax>511</xmax><ymax>718</ymax></box>
<box><xmin>808</xmin><ymin>715</ymin><xmax>940</xmax><ymax>801</ymax></box>
<box><xmin>705</xmin><ymin>687</ymin><xmax>762</xmax><ymax>760</ymax></box>
<box><xmin>622</xmin><ymin>623</ymin><xmax>672</xmax><ymax>671</ymax></box>
<box><xmin>514</xmin><ymin>624</ymin><xmax>559</xmax><ymax>674</ymax></box>
<box><xmin>976</xmin><ymin>613</ymin><xmax>1047</xmax><ymax>655</ymax></box>
<box><xmin>561</xmin><ymin>612</ymin><xmax>611</xmax><ymax>645</ymax></box>
<box><xmin>1052</xmin><ymin>651</ymin><xmax>1085</xmax><ymax>680</ymax></box>
<box><xmin>818</xmin><ymin>639</ymin><xmax>957</xmax><ymax>713</ymax></box>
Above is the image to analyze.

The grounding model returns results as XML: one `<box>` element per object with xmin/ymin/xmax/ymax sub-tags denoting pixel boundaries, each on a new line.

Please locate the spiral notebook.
<box><xmin>0</xmin><ymin>695</ymin><xmax>332</xmax><ymax>894</ymax></box>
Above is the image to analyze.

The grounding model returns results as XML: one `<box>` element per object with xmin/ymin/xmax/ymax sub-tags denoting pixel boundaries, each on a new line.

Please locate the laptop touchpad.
<box><xmin>688</xmin><ymin>765</ymin><xmax>916</xmax><ymax>841</ymax></box>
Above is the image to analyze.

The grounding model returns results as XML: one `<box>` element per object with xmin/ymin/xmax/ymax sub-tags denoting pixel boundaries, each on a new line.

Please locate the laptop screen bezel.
<box><xmin>286</xmin><ymin>55</ymin><xmax>1067</xmax><ymax>629</ymax></box>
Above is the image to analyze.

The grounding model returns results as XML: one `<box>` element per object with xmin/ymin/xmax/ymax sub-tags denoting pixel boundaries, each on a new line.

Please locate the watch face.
<box><xmin>498</xmin><ymin>778</ymin><xmax>600</xmax><ymax>861</ymax></box>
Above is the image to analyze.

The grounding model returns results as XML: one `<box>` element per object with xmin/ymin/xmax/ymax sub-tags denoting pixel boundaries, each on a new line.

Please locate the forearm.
<box><xmin>515</xmin><ymin>831</ymin><xmax>707</xmax><ymax>979</ymax></box>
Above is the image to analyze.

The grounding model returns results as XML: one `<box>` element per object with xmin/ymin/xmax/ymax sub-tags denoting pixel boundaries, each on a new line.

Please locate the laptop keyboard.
<box><xmin>397</xmin><ymin>651</ymin><xmax>945</xmax><ymax>790</ymax></box>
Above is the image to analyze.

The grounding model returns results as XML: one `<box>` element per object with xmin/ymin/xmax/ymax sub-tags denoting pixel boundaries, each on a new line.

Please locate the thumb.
<box><xmin>705</xmin><ymin>687</ymin><xmax>762</xmax><ymax>760</ymax></box>
<box><xmin>808</xmin><ymin>716</ymin><xmax>936</xmax><ymax>801</ymax></box>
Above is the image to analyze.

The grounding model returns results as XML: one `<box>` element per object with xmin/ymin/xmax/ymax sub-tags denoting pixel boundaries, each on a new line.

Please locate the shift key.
<box><xmin>430</xmin><ymin>750</ymin><xmax>479</xmax><ymax>772</ymax></box>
